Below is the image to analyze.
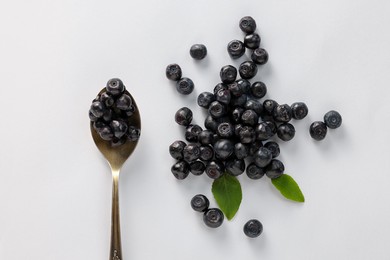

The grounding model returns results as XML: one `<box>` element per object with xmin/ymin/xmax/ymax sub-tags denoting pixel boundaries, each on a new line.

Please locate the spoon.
<box><xmin>90</xmin><ymin>88</ymin><xmax>141</xmax><ymax>260</ymax></box>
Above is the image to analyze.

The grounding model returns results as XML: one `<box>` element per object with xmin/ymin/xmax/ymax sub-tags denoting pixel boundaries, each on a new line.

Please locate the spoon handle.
<box><xmin>110</xmin><ymin>171</ymin><xmax>122</xmax><ymax>260</ymax></box>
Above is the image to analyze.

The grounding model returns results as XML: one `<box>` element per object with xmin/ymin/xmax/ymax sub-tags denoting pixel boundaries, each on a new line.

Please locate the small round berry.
<box><xmin>175</xmin><ymin>107</ymin><xmax>193</xmax><ymax>126</ymax></box>
<box><xmin>238</xmin><ymin>126</ymin><xmax>256</xmax><ymax>144</ymax></box>
<box><xmin>226</xmin><ymin>158</ymin><xmax>245</xmax><ymax>176</ymax></box>
<box><xmin>246</xmin><ymin>163</ymin><xmax>265</xmax><ymax>179</ymax></box>
<box><xmin>239</xmin><ymin>61</ymin><xmax>258</xmax><ymax>79</ymax></box>
<box><xmin>324</xmin><ymin>110</ymin><xmax>342</xmax><ymax>129</ymax></box>
<box><xmin>197</xmin><ymin>92</ymin><xmax>216</xmax><ymax>109</ymax></box>
<box><xmin>266</xmin><ymin>159</ymin><xmax>285</xmax><ymax>179</ymax></box>
<box><xmin>310</xmin><ymin>121</ymin><xmax>327</xmax><ymax>140</ymax></box>
<box><xmin>249</xmin><ymin>141</ymin><xmax>263</xmax><ymax>156</ymax></box>
<box><xmin>100</xmin><ymin>92</ymin><xmax>114</xmax><ymax>107</ymax></box>
<box><xmin>106</xmin><ymin>78</ymin><xmax>125</xmax><ymax>96</ymax></box>
<box><xmin>254</xmin><ymin>147</ymin><xmax>272</xmax><ymax>168</ymax></box>
<box><xmin>244</xmin><ymin>219</ymin><xmax>263</xmax><ymax>238</ymax></box>
<box><xmin>166</xmin><ymin>64</ymin><xmax>182</xmax><ymax>81</ymax></box>
<box><xmin>273</xmin><ymin>104</ymin><xmax>293</xmax><ymax>122</ymax></box>
<box><xmin>236</xmin><ymin>79</ymin><xmax>251</xmax><ymax>95</ymax></box>
<box><xmin>227</xmin><ymin>82</ymin><xmax>242</xmax><ymax>97</ymax></box>
<box><xmin>90</xmin><ymin>101</ymin><xmax>105</xmax><ymax>118</ymax></box>
<box><xmin>190</xmin><ymin>161</ymin><xmax>206</xmax><ymax>176</ymax></box>
<box><xmin>216</xmin><ymin>89</ymin><xmax>231</xmax><ymax>105</ymax></box>
<box><xmin>102</xmin><ymin>109</ymin><xmax>112</xmax><ymax>122</ymax></box>
<box><xmin>204</xmin><ymin>115</ymin><xmax>220</xmax><ymax>132</ymax></box>
<box><xmin>213</xmin><ymin>83</ymin><xmax>228</xmax><ymax>95</ymax></box>
<box><xmin>251</xmin><ymin>48</ymin><xmax>268</xmax><ymax>65</ymax></box>
<box><xmin>239</xmin><ymin>16</ymin><xmax>257</xmax><ymax>34</ymax></box>
<box><xmin>244</xmin><ymin>33</ymin><xmax>261</xmax><ymax>49</ymax></box>
<box><xmin>127</xmin><ymin>126</ymin><xmax>140</xmax><ymax>141</ymax></box>
<box><xmin>203</xmin><ymin>208</ymin><xmax>224</xmax><ymax>228</ymax></box>
<box><xmin>251</xmin><ymin>81</ymin><xmax>267</xmax><ymax>98</ymax></box>
<box><xmin>264</xmin><ymin>120</ymin><xmax>277</xmax><ymax>135</ymax></box>
<box><xmin>220</xmin><ymin>65</ymin><xmax>238</xmax><ymax>84</ymax></box>
<box><xmin>115</xmin><ymin>94</ymin><xmax>132</xmax><ymax>110</ymax></box>
<box><xmin>231</xmin><ymin>107</ymin><xmax>245</xmax><ymax>123</ymax></box>
<box><xmin>255</xmin><ymin>122</ymin><xmax>274</xmax><ymax>141</ymax></box>
<box><xmin>263</xmin><ymin>99</ymin><xmax>279</xmax><ymax>115</ymax></box>
<box><xmin>205</xmin><ymin>160</ymin><xmax>224</xmax><ymax>179</ymax></box>
<box><xmin>183</xmin><ymin>143</ymin><xmax>201</xmax><ymax>162</ymax></box>
<box><xmin>291</xmin><ymin>102</ymin><xmax>309</xmax><ymax>120</ymax></box>
<box><xmin>93</xmin><ymin>120</ymin><xmax>106</xmax><ymax>132</ymax></box>
<box><xmin>234</xmin><ymin>143</ymin><xmax>249</xmax><ymax>159</ymax></box>
<box><xmin>264</xmin><ymin>141</ymin><xmax>280</xmax><ymax>158</ymax></box>
<box><xmin>208</xmin><ymin>101</ymin><xmax>227</xmax><ymax>119</ymax></box>
<box><xmin>277</xmin><ymin>123</ymin><xmax>296</xmax><ymax>141</ymax></box>
<box><xmin>217</xmin><ymin>122</ymin><xmax>235</xmax><ymax>138</ymax></box>
<box><xmin>176</xmin><ymin>77</ymin><xmax>194</xmax><ymax>95</ymax></box>
<box><xmin>245</xmin><ymin>99</ymin><xmax>263</xmax><ymax>115</ymax></box>
<box><xmin>227</xmin><ymin>40</ymin><xmax>245</xmax><ymax>59</ymax></box>
<box><xmin>213</xmin><ymin>139</ymin><xmax>234</xmax><ymax>160</ymax></box>
<box><xmin>190</xmin><ymin>44</ymin><xmax>207</xmax><ymax>60</ymax></box>
<box><xmin>191</xmin><ymin>194</ymin><xmax>209</xmax><ymax>212</ymax></box>
<box><xmin>169</xmin><ymin>140</ymin><xmax>187</xmax><ymax>160</ymax></box>
<box><xmin>185</xmin><ymin>124</ymin><xmax>203</xmax><ymax>142</ymax></box>
<box><xmin>241</xmin><ymin>109</ymin><xmax>259</xmax><ymax>126</ymax></box>
<box><xmin>89</xmin><ymin>111</ymin><xmax>99</xmax><ymax>122</ymax></box>
<box><xmin>200</xmin><ymin>145</ymin><xmax>214</xmax><ymax>161</ymax></box>
<box><xmin>198</xmin><ymin>130</ymin><xmax>214</xmax><ymax>145</ymax></box>
<box><xmin>171</xmin><ymin>160</ymin><xmax>190</xmax><ymax>180</ymax></box>
<box><xmin>110</xmin><ymin>120</ymin><xmax>128</xmax><ymax>139</ymax></box>
<box><xmin>99</xmin><ymin>126</ymin><xmax>114</xmax><ymax>141</ymax></box>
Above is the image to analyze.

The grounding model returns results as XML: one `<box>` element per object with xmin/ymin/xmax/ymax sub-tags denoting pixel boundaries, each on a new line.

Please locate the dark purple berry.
<box><xmin>248</xmin><ymin>141</ymin><xmax>263</xmax><ymax>156</ymax></box>
<box><xmin>251</xmin><ymin>81</ymin><xmax>267</xmax><ymax>98</ymax></box>
<box><xmin>217</xmin><ymin>122</ymin><xmax>235</xmax><ymax>138</ymax></box>
<box><xmin>263</xmin><ymin>99</ymin><xmax>279</xmax><ymax>115</ymax></box>
<box><xmin>198</xmin><ymin>130</ymin><xmax>214</xmax><ymax>145</ymax></box>
<box><xmin>115</xmin><ymin>94</ymin><xmax>132</xmax><ymax>110</ymax></box>
<box><xmin>310</xmin><ymin>121</ymin><xmax>327</xmax><ymax>140</ymax></box>
<box><xmin>216</xmin><ymin>89</ymin><xmax>231</xmax><ymax>105</ymax></box>
<box><xmin>245</xmin><ymin>99</ymin><xmax>263</xmax><ymax>115</ymax></box>
<box><xmin>175</xmin><ymin>107</ymin><xmax>193</xmax><ymax>126</ymax></box>
<box><xmin>197</xmin><ymin>92</ymin><xmax>215</xmax><ymax>108</ymax></box>
<box><xmin>213</xmin><ymin>139</ymin><xmax>234</xmax><ymax>160</ymax></box>
<box><xmin>251</xmin><ymin>48</ymin><xmax>268</xmax><ymax>65</ymax></box>
<box><xmin>255</xmin><ymin>122</ymin><xmax>273</xmax><ymax>141</ymax></box>
<box><xmin>183</xmin><ymin>143</ymin><xmax>201</xmax><ymax>162</ymax></box>
<box><xmin>226</xmin><ymin>158</ymin><xmax>245</xmax><ymax>176</ymax></box>
<box><xmin>239</xmin><ymin>61</ymin><xmax>258</xmax><ymax>79</ymax></box>
<box><xmin>200</xmin><ymin>145</ymin><xmax>214</xmax><ymax>161</ymax></box>
<box><xmin>185</xmin><ymin>124</ymin><xmax>203</xmax><ymax>142</ymax></box>
<box><xmin>239</xmin><ymin>16</ymin><xmax>257</xmax><ymax>34</ymax></box>
<box><xmin>127</xmin><ymin>126</ymin><xmax>140</xmax><ymax>141</ymax></box>
<box><xmin>203</xmin><ymin>208</ymin><xmax>224</xmax><ymax>228</ymax></box>
<box><xmin>273</xmin><ymin>104</ymin><xmax>293</xmax><ymax>122</ymax></box>
<box><xmin>244</xmin><ymin>33</ymin><xmax>261</xmax><ymax>49</ymax></box>
<box><xmin>171</xmin><ymin>160</ymin><xmax>190</xmax><ymax>180</ymax></box>
<box><xmin>100</xmin><ymin>92</ymin><xmax>114</xmax><ymax>107</ymax></box>
<box><xmin>89</xmin><ymin>111</ymin><xmax>98</xmax><ymax>121</ymax></box>
<box><xmin>230</xmin><ymin>94</ymin><xmax>248</xmax><ymax>107</ymax></box>
<box><xmin>244</xmin><ymin>219</ymin><xmax>263</xmax><ymax>238</ymax></box>
<box><xmin>291</xmin><ymin>102</ymin><xmax>309</xmax><ymax>120</ymax></box>
<box><xmin>220</xmin><ymin>65</ymin><xmax>237</xmax><ymax>84</ymax></box>
<box><xmin>110</xmin><ymin>120</ymin><xmax>128</xmax><ymax>139</ymax></box>
<box><xmin>190</xmin><ymin>44</ymin><xmax>207</xmax><ymax>60</ymax></box>
<box><xmin>205</xmin><ymin>161</ymin><xmax>224</xmax><ymax>179</ymax></box>
<box><xmin>99</xmin><ymin>126</ymin><xmax>114</xmax><ymax>141</ymax></box>
<box><xmin>236</xmin><ymin>79</ymin><xmax>251</xmax><ymax>95</ymax></box>
<box><xmin>277</xmin><ymin>123</ymin><xmax>295</xmax><ymax>141</ymax></box>
<box><xmin>264</xmin><ymin>141</ymin><xmax>280</xmax><ymax>158</ymax></box>
<box><xmin>208</xmin><ymin>101</ymin><xmax>227</xmax><ymax>119</ymax></box>
<box><xmin>190</xmin><ymin>161</ymin><xmax>206</xmax><ymax>176</ymax></box>
<box><xmin>231</xmin><ymin>107</ymin><xmax>245</xmax><ymax>123</ymax></box>
<box><xmin>254</xmin><ymin>147</ymin><xmax>272</xmax><ymax>167</ymax></box>
<box><xmin>169</xmin><ymin>140</ymin><xmax>187</xmax><ymax>160</ymax></box>
<box><xmin>227</xmin><ymin>40</ymin><xmax>245</xmax><ymax>59</ymax></box>
<box><xmin>324</xmin><ymin>110</ymin><xmax>342</xmax><ymax>129</ymax></box>
<box><xmin>106</xmin><ymin>78</ymin><xmax>125</xmax><ymax>96</ymax></box>
<box><xmin>246</xmin><ymin>163</ymin><xmax>265</xmax><ymax>179</ymax></box>
<box><xmin>266</xmin><ymin>159</ymin><xmax>284</xmax><ymax>179</ymax></box>
<box><xmin>191</xmin><ymin>194</ymin><xmax>209</xmax><ymax>212</ymax></box>
<box><xmin>213</xmin><ymin>83</ymin><xmax>228</xmax><ymax>95</ymax></box>
<box><xmin>241</xmin><ymin>109</ymin><xmax>259</xmax><ymax>126</ymax></box>
<box><xmin>176</xmin><ymin>77</ymin><xmax>194</xmax><ymax>95</ymax></box>
<box><xmin>90</xmin><ymin>101</ymin><xmax>105</xmax><ymax>118</ymax></box>
<box><xmin>234</xmin><ymin>143</ymin><xmax>249</xmax><ymax>159</ymax></box>
<box><xmin>238</xmin><ymin>126</ymin><xmax>256</xmax><ymax>144</ymax></box>
<box><xmin>166</xmin><ymin>64</ymin><xmax>182</xmax><ymax>81</ymax></box>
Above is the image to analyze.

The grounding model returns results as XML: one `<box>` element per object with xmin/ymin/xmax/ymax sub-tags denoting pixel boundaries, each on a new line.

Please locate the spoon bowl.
<box><xmin>91</xmin><ymin>87</ymin><xmax>141</xmax><ymax>260</ymax></box>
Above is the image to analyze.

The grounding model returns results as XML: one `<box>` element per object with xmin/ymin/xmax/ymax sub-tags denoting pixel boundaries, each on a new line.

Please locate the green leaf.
<box><xmin>212</xmin><ymin>173</ymin><xmax>242</xmax><ymax>220</ymax></box>
<box><xmin>271</xmin><ymin>174</ymin><xmax>305</xmax><ymax>202</ymax></box>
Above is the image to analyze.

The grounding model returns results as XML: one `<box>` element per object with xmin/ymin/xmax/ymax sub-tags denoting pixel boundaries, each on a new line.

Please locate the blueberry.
<box><xmin>171</xmin><ymin>160</ymin><xmax>190</xmax><ymax>180</ymax></box>
<box><xmin>89</xmin><ymin>111</ymin><xmax>99</xmax><ymax>121</ymax></box>
<box><xmin>100</xmin><ymin>92</ymin><xmax>114</xmax><ymax>107</ymax></box>
<box><xmin>245</xmin><ymin>99</ymin><xmax>263</xmax><ymax>115</ymax></box>
<box><xmin>198</xmin><ymin>130</ymin><xmax>214</xmax><ymax>145</ymax></box>
<box><xmin>246</xmin><ymin>163</ymin><xmax>265</xmax><ymax>179</ymax></box>
<box><xmin>239</xmin><ymin>16</ymin><xmax>257</xmax><ymax>34</ymax></box>
<box><xmin>204</xmin><ymin>115</ymin><xmax>220</xmax><ymax>132</ymax></box>
<box><xmin>213</xmin><ymin>139</ymin><xmax>234</xmax><ymax>160</ymax></box>
<box><xmin>205</xmin><ymin>160</ymin><xmax>224</xmax><ymax>179</ymax></box>
<box><xmin>183</xmin><ymin>143</ymin><xmax>201</xmax><ymax>162</ymax></box>
<box><xmin>93</xmin><ymin>120</ymin><xmax>106</xmax><ymax>132</ymax></box>
<box><xmin>185</xmin><ymin>124</ymin><xmax>203</xmax><ymax>142</ymax></box>
<box><xmin>220</xmin><ymin>65</ymin><xmax>237</xmax><ymax>84</ymax></box>
<box><xmin>231</xmin><ymin>107</ymin><xmax>245</xmax><ymax>123</ymax></box>
<box><xmin>166</xmin><ymin>63</ymin><xmax>182</xmax><ymax>81</ymax></box>
<box><xmin>266</xmin><ymin>159</ymin><xmax>284</xmax><ymax>179</ymax></box>
<box><xmin>102</xmin><ymin>109</ymin><xmax>112</xmax><ymax>122</ymax></box>
<box><xmin>310</xmin><ymin>121</ymin><xmax>327</xmax><ymax>141</ymax></box>
<box><xmin>90</xmin><ymin>101</ymin><xmax>105</xmax><ymax>118</ymax></box>
<box><xmin>217</xmin><ymin>122</ymin><xmax>235</xmax><ymax>138</ymax></box>
<box><xmin>190</xmin><ymin>44</ymin><xmax>207</xmax><ymax>60</ymax></box>
<box><xmin>197</xmin><ymin>92</ymin><xmax>215</xmax><ymax>108</ymax></box>
<box><xmin>203</xmin><ymin>208</ymin><xmax>224</xmax><ymax>228</ymax></box>
<box><xmin>227</xmin><ymin>40</ymin><xmax>245</xmax><ymax>59</ymax></box>
<box><xmin>115</xmin><ymin>94</ymin><xmax>133</xmax><ymax>110</ymax></box>
<box><xmin>213</xmin><ymin>83</ymin><xmax>228</xmax><ymax>95</ymax></box>
<box><xmin>127</xmin><ymin>126</ymin><xmax>140</xmax><ymax>141</ymax></box>
<box><xmin>239</xmin><ymin>61</ymin><xmax>258</xmax><ymax>79</ymax></box>
<box><xmin>99</xmin><ymin>126</ymin><xmax>114</xmax><ymax>141</ymax></box>
<box><xmin>175</xmin><ymin>107</ymin><xmax>193</xmax><ymax>126</ymax></box>
<box><xmin>277</xmin><ymin>123</ymin><xmax>295</xmax><ymax>141</ymax></box>
<box><xmin>244</xmin><ymin>33</ymin><xmax>261</xmax><ymax>49</ymax></box>
<box><xmin>123</xmin><ymin>104</ymin><xmax>136</xmax><ymax>117</ymax></box>
<box><xmin>291</xmin><ymin>102</ymin><xmax>309</xmax><ymax>120</ymax></box>
<box><xmin>236</xmin><ymin>79</ymin><xmax>251</xmax><ymax>95</ymax></box>
<box><xmin>226</xmin><ymin>158</ymin><xmax>245</xmax><ymax>176</ymax></box>
<box><xmin>254</xmin><ymin>147</ymin><xmax>272</xmax><ymax>167</ymax></box>
<box><xmin>264</xmin><ymin>141</ymin><xmax>280</xmax><ymax>158</ymax></box>
<box><xmin>208</xmin><ymin>101</ymin><xmax>227</xmax><ymax>119</ymax></box>
<box><xmin>169</xmin><ymin>140</ymin><xmax>187</xmax><ymax>160</ymax></box>
<box><xmin>273</xmin><ymin>104</ymin><xmax>292</xmax><ymax>122</ymax></box>
<box><xmin>200</xmin><ymin>145</ymin><xmax>214</xmax><ymax>161</ymax></box>
<box><xmin>251</xmin><ymin>81</ymin><xmax>267</xmax><ymax>98</ymax></box>
<box><xmin>264</xmin><ymin>120</ymin><xmax>277</xmax><ymax>135</ymax></box>
<box><xmin>234</xmin><ymin>123</ymin><xmax>244</xmax><ymax>136</ymax></box>
<box><xmin>176</xmin><ymin>77</ymin><xmax>194</xmax><ymax>95</ymax></box>
<box><xmin>234</xmin><ymin>143</ymin><xmax>249</xmax><ymax>159</ymax></box>
<box><xmin>324</xmin><ymin>110</ymin><xmax>342</xmax><ymax>129</ymax></box>
<box><xmin>106</xmin><ymin>78</ymin><xmax>125</xmax><ymax>96</ymax></box>
<box><xmin>238</xmin><ymin>126</ymin><xmax>256</xmax><ymax>144</ymax></box>
<box><xmin>241</xmin><ymin>109</ymin><xmax>259</xmax><ymax>126</ymax></box>
<box><xmin>191</xmin><ymin>194</ymin><xmax>209</xmax><ymax>212</ymax></box>
<box><xmin>249</xmin><ymin>141</ymin><xmax>263</xmax><ymax>156</ymax></box>
<box><xmin>263</xmin><ymin>99</ymin><xmax>279</xmax><ymax>115</ymax></box>
<box><xmin>243</xmin><ymin>219</ymin><xmax>263</xmax><ymax>238</ymax></box>
<box><xmin>190</xmin><ymin>161</ymin><xmax>206</xmax><ymax>176</ymax></box>
<box><xmin>255</xmin><ymin>122</ymin><xmax>273</xmax><ymax>141</ymax></box>
<box><xmin>110</xmin><ymin>120</ymin><xmax>128</xmax><ymax>139</ymax></box>
<box><xmin>251</xmin><ymin>48</ymin><xmax>268</xmax><ymax>65</ymax></box>
<box><xmin>230</xmin><ymin>94</ymin><xmax>248</xmax><ymax>107</ymax></box>
<box><xmin>216</xmin><ymin>89</ymin><xmax>231</xmax><ymax>105</ymax></box>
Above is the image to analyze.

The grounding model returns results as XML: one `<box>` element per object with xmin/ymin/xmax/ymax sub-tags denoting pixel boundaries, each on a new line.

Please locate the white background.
<box><xmin>1</xmin><ymin>0</ymin><xmax>390</xmax><ymax>259</ymax></box>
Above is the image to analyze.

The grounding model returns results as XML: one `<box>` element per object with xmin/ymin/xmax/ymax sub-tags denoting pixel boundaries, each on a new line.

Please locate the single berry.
<box><xmin>277</xmin><ymin>123</ymin><xmax>296</xmax><ymax>141</ymax></box>
<box><xmin>246</xmin><ymin>163</ymin><xmax>265</xmax><ymax>179</ymax></box>
<box><xmin>204</xmin><ymin>115</ymin><xmax>220</xmax><ymax>132</ymax></box>
<box><xmin>241</xmin><ymin>109</ymin><xmax>259</xmax><ymax>126</ymax></box>
<box><xmin>227</xmin><ymin>40</ymin><xmax>245</xmax><ymax>59</ymax></box>
<box><xmin>255</xmin><ymin>122</ymin><xmax>274</xmax><ymax>141</ymax></box>
<box><xmin>166</xmin><ymin>64</ymin><xmax>182</xmax><ymax>81</ymax></box>
<box><xmin>183</xmin><ymin>143</ymin><xmax>201</xmax><ymax>162</ymax></box>
<box><xmin>291</xmin><ymin>102</ymin><xmax>309</xmax><ymax>120</ymax></box>
<box><xmin>248</xmin><ymin>141</ymin><xmax>263</xmax><ymax>156</ymax></box>
<box><xmin>90</xmin><ymin>101</ymin><xmax>105</xmax><ymax>118</ymax></box>
<box><xmin>226</xmin><ymin>158</ymin><xmax>245</xmax><ymax>176</ymax></box>
<box><xmin>190</xmin><ymin>44</ymin><xmax>207</xmax><ymax>60</ymax></box>
<box><xmin>273</xmin><ymin>104</ymin><xmax>293</xmax><ymax>122</ymax></box>
<box><xmin>185</xmin><ymin>124</ymin><xmax>203</xmax><ymax>142</ymax></box>
<box><xmin>205</xmin><ymin>160</ymin><xmax>224</xmax><ymax>179</ymax></box>
<box><xmin>176</xmin><ymin>77</ymin><xmax>194</xmax><ymax>95</ymax></box>
<box><xmin>191</xmin><ymin>194</ymin><xmax>209</xmax><ymax>212</ymax></box>
<box><xmin>239</xmin><ymin>16</ymin><xmax>257</xmax><ymax>34</ymax></box>
<box><xmin>310</xmin><ymin>121</ymin><xmax>327</xmax><ymax>141</ymax></box>
<box><xmin>102</xmin><ymin>109</ymin><xmax>112</xmax><ymax>122</ymax></box>
<box><xmin>220</xmin><ymin>65</ymin><xmax>237</xmax><ymax>84</ymax></box>
<box><xmin>234</xmin><ymin>143</ymin><xmax>249</xmax><ymax>159</ymax></box>
<box><xmin>198</xmin><ymin>130</ymin><xmax>214</xmax><ymax>145</ymax></box>
<box><xmin>245</xmin><ymin>99</ymin><xmax>263</xmax><ymax>115</ymax></box>
<box><xmin>197</xmin><ymin>92</ymin><xmax>216</xmax><ymax>108</ymax></box>
<box><xmin>100</xmin><ymin>92</ymin><xmax>114</xmax><ymax>107</ymax></box>
<box><xmin>217</xmin><ymin>122</ymin><xmax>235</xmax><ymax>138</ymax></box>
<box><xmin>175</xmin><ymin>107</ymin><xmax>193</xmax><ymax>126</ymax></box>
<box><xmin>251</xmin><ymin>81</ymin><xmax>267</xmax><ymax>98</ymax></box>
<box><xmin>264</xmin><ymin>120</ymin><xmax>277</xmax><ymax>134</ymax></box>
<box><xmin>200</xmin><ymin>145</ymin><xmax>214</xmax><ymax>161</ymax></box>
<box><xmin>190</xmin><ymin>161</ymin><xmax>206</xmax><ymax>176</ymax></box>
<box><xmin>89</xmin><ymin>111</ymin><xmax>99</xmax><ymax>121</ymax></box>
<box><xmin>244</xmin><ymin>33</ymin><xmax>261</xmax><ymax>49</ymax></box>
<box><xmin>106</xmin><ymin>78</ymin><xmax>125</xmax><ymax>96</ymax></box>
<box><xmin>99</xmin><ymin>126</ymin><xmax>114</xmax><ymax>141</ymax></box>
<box><xmin>110</xmin><ymin>120</ymin><xmax>128</xmax><ymax>139</ymax></box>
<box><xmin>171</xmin><ymin>160</ymin><xmax>190</xmax><ymax>180</ymax></box>
<box><xmin>216</xmin><ymin>89</ymin><xmax>231</xmax><ymax>105</ymax></box>
<box><xmin>244</xmin><ymin>219</ymin><xmax>263</xmax><ymax>238</ymax></box>
<box><xmin>262</xmin><ymin>99</ymin><xmax>279</xmax><ymax>115</ymax></box>
<box><xmin>115</xmin><ymin>94</ymin><xmax>132</xmax><ymax>110</ymax></box>
<box><xmin>236</xmin><ymin>79</ymin><xmax>251</xmax><ymax>95</ymax></box>
<box><xmin>266</xmin><ymin>159</ymin><xmax>284</xmax><ymax>179</ymax></box>
<box><xmin>203</xmin><ymin>208</ymin><xmax>224</xmax><ymax>228</ymax></box>
<box><xmin>127</xmin><ymin>126</ymin><xmax>140</xmax><ymax>141</ymax></box>
<box><xmin>238</xmin><ymin>126</ymin><xmax>256</xmax><ymax>144</ymax></box>
<box><xmin>214</xmin><ymin>83</ymin><xmax>228</xmax><ymax>95</ymax></box>
<box><xmin>213</xmin><ymin>139</ymin><xmax>234</xmax><ymax>160</ymax></box>
<box><xmin>254</xmin><ymin>147</ymin><xmax>272</xmax><ymax>167</ymax></box>
<box><xmin>169</xmin><ymin>140</ymin><xmax>187</xmax><ymax>160</ymax></box>
<box><xmin>239</xmin><ymin>61</ymin><xmax>258</xmax><ymax>79</ymax></box>
<box><xmin>208</xmin><ymin>101</ymin><xmax>227</xmax><ymax>119</ymax></box>
<box><xmin>264</xmin><ymin>141</ymin><xmax>280</xmax><ymax>158</ymax></box>
<box><xmin>251</xmin><ymin>48</ymin><xmax>268</xmax><ymax>65</ymax></box>
<box><xmin>231</xmin><ymin>107</ymin><xmax>245</xmax><ymax>123</ymax></box>
<box><xmin>324</xmin><ymin>110</ymin><xmax>342</xmax><ymax>129</ymax></box>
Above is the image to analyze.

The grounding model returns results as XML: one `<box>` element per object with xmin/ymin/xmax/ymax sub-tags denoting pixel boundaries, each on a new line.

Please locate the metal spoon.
<box><xmin>90</xmin><ymin>88</ymin><xmax>141</xmax><ymax>260</ymax></box>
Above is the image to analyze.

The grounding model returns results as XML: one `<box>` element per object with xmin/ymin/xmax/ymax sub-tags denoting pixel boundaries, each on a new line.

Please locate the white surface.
<box><xmin>1</xmin><ymin>0</ymin><xmax>390</xmax><ymax>259</ymax></box>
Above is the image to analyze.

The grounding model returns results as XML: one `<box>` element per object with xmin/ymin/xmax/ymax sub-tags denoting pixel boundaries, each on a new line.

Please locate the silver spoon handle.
<box><xmin>110</xmin><ymin>171</ymin><xmax>122</xmax><ymax>260</ymax></box>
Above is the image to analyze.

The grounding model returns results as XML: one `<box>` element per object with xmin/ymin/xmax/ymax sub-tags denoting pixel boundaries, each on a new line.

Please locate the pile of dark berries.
<box><xmin>89</xmin><ymin>78</ymin><xmax>140</xmax><ymax>146</ymax></box>
<box><xmin>167</xmin><ymin>16</ymin><xmax>342</xmax><ymax>235</ymax></box>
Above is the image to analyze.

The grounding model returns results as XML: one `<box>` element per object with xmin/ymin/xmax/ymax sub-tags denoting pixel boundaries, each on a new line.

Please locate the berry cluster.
<box><xmin>89</xmin><ymin>78</ymin><xmax>140</xmax><ymax>146</ymax></box>
<box><xmin>310</xmin><ymin>110</ymin><xmax>342</xmax><ymax>140</ymax></box>
<box><xmin>191</xmin><ymin>194</ymin><xmax>224</xmax><ymax>228</ymax></box>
